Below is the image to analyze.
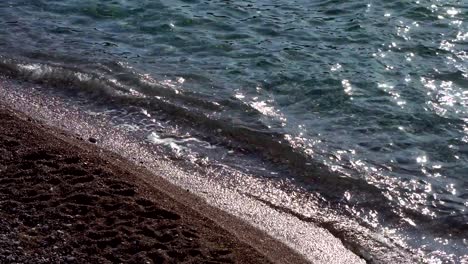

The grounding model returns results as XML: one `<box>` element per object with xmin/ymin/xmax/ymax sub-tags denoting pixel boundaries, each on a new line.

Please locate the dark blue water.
<box><xmin>0</xmin><ymin>0</ymin><xmax>467</xmax><ymax>262</ymax></box>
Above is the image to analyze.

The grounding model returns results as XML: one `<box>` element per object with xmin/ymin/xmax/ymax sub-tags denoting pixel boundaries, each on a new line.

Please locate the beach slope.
<box><xmin>0</xmin><ymin>105</ymin><xmax>308</xmax><ymax>263</ymax></box>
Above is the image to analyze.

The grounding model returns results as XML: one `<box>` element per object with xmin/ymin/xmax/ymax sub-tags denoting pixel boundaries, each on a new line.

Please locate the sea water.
<box><xmin>0</xmin><ymin>0</ymin><xmax>466</xmax><ymax>262</ymax></box>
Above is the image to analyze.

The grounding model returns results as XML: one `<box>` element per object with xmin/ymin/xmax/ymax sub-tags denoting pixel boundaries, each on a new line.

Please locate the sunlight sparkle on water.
<box><xmin>416</xmin><ymin>155</ymin><xmax>427</xmax><ymax>164</ymax></box>
<box><xmin>330</xmin><ymin>63</ymin><xmax>342</xmax><ymax>72</ymax></box>
<box><xmin>446</xmin><ymin>8</ymin><xmax>460</xmax><ymax>17</ymax></box>
<box><xmin>342</xmin><ymin>79</ymin><xmax>352</xmax><ymax>95</ymax></box>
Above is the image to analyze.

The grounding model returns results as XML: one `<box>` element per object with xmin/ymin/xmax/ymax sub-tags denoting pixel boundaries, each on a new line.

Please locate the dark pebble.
<box><xmin>88</xmin><ymin>137</ymin><xmax>97</xmax><ymax>143</ymax></box>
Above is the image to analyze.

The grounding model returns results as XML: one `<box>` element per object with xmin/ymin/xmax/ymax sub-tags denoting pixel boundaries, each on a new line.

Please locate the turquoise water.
<box><xmin>0</xmin><ymin>0</ymin><xmax>467</xmax><ymax>262</ymax></box>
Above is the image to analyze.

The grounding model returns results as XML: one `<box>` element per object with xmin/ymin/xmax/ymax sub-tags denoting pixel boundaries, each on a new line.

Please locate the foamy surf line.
<box><xmin>0</xmin><ymin>78</ymin><xmax>373</xmax><ymax>263</ymax></box>
<box><xmin>0</xmin><ymin>104</ymin><xmax>310</xmax><ymax>263</ymax></box>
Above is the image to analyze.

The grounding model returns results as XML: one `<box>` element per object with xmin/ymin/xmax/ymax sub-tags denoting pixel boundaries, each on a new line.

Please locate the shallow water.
<box><xmin>0</xmin><ymin>0</ymin><xmax>467</xmax><ymax>262</ymax></box>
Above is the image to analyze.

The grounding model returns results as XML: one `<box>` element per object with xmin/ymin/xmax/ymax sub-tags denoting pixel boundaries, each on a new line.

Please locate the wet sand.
<box><xmin>0</xmin><ymin>105</ymin><xmax>309</xmax><ymax>263</ymax></box>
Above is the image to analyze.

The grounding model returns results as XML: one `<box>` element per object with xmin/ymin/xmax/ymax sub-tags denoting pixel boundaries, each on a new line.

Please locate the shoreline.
<box><xmin>0</xmin><ymin>77</ymin><xmax>371</xmax><ymax>263</ymax></box>
<box><xmin>0</xmin><ymin>105</ymin><xmax>309</xmax><ymax>263</ymax></box>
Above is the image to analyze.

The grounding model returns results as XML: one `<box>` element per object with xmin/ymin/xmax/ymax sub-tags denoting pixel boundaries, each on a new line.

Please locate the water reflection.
<box><xmin>1</xmin><ymin>0</ymin><xmax>467</xmax><ymax>261</ymax></box>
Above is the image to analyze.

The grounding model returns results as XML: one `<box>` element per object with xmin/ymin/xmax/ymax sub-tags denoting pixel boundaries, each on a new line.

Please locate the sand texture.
<box><xmin>0</xmin><ymin>106</ymin><xmax>307</xmax><ymax>264</ymax></box>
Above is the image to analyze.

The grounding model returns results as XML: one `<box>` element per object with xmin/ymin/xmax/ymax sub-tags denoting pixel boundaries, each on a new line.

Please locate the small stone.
<box><xmin>88</xmin><ymin>137</ymin><xmax>97</xmax><ymax>143</ymax></box>
<box><xmin>66</xmin><ymin>256</ymin><xmax>76</xmax><ymax>262</ymax></box>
